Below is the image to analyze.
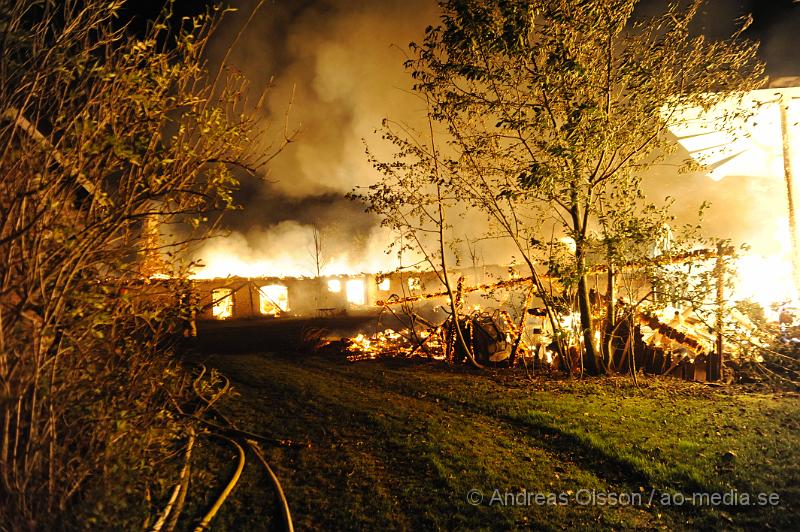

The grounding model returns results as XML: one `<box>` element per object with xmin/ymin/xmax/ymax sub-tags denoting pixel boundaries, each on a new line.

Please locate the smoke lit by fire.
<box><xmin>190</xmin><ymin>2</ymin><xmax>800</xmax><ymax>323</ymax></box>
<box><xmin>191</xmin><ymin>222</ymin><xmax>401</xmax><ymax>279</ymax></box>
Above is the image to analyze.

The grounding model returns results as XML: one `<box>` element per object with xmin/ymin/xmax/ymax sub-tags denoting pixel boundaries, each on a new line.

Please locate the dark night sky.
<box><xmin>123</xmin><ymin>1</ymin><xmax>800</xmax><ymax>275</ymax></box>
<box><xmin>126</xmin><ymin>1</ymin><xmax>800</xmax><ymax>72</ymax></box>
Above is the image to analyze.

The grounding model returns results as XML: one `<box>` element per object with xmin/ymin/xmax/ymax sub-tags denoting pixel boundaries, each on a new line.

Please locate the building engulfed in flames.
<box><xmin>192</xmin><ymin>268</ymin><xmax>453</xmax><ymax>320</ymax></box>
<box><xmin>178</xmin><ymin>246</ymin><xmax>781</xmax><ymax>383</ymax></box>
<box><xmin>161</xmin><ymin>80</ymin><xmax>800</xmax><ymax>384</ymax></box>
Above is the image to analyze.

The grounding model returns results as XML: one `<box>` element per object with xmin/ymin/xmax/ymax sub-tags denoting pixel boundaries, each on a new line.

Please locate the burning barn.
<box><xmin>189</xmin><ymin>265</ymin><xmax>519</xmax><ymax>321</ymax></box>
<box><xmin>192</xmin><ymin>272</ymin><xmax>404</xmax><ymax>320</ymax></box>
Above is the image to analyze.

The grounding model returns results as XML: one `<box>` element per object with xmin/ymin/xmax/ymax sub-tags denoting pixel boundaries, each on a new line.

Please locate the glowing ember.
<box><xmin>346</xmin><ymin>329</ymin><xmax>407</xmax><ymax>361</ymax></box>
<box><xmin>346</xmin><ymin>328</ymin><xmax>442</xmax><ymax>362</ymax></box>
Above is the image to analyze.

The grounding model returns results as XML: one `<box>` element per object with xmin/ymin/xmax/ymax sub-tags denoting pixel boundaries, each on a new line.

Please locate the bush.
<box><xmin>0</xmin><ymin>1</ymin><xmax>274</xmax><ymax>526</ymax></box>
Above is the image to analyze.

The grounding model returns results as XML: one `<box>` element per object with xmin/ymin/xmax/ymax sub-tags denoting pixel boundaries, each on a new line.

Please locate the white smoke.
<box><xmin>191</xmin><ymin>221</ymin><xmax>403</xmax><ymax>279</ymax></box>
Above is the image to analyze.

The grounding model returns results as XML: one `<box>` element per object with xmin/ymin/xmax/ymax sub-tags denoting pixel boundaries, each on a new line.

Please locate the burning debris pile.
<box><xmin>342</xmin><ymin>279</ymin><xmax>538</xmax><ymax>367</ymax></box>
<box><xmin>633</xmin><ymin>310</ymin><xmax>723</xmax><ymax>382</ymax></box>
<box><xmin>189</xmin><ymin>234</ymin><xmax>800</xmax><ymax>387</ymax></box>
<box><xmin>336</xmin><ymin>265</ymin><xmax>800</xmax><ymax>389</ymax></box>
<box><xmin>343</xmin><ymin>311</ymin><xmax>519</xmax><ymax>365</ymax></box>
<box><xmin>345</xmin><ymin>329</ymin><xmax>441</xmax><ymax>362</ymax></box>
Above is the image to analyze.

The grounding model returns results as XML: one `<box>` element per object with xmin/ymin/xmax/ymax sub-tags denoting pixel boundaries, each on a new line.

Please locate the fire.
<box><xmin>730</xmin><ymin>220</ymin><xmax>797</xmax><ymax>318</ymax></box>
<box><xmin>732</xmin><ymin>255</ymin><xmax>795</xmax><ymax>315</ymax></box>
<box><xmin>665</xmin><ymin>85</ymin><xmax>800</xmax><ymax>182</ymax></box>
<box><xmin>345</xmin><ymin>279</ymin><xmax>366</xmax><ymax>305</ymax></box>
<box><xmin>665</xmin><ymin>84</ymin><xmax>800</xmax><ymax>319</ymax></box>
<box><xmin>211</xmin><ymin>288</ymin><xmax>233</xmax><ymax>319</ymax></box>
<box><xmin>189</xmin><ymin>224</ymin><xmax>404</xmax><ymax>280</ymax></box>
<box><xmin>185</xmin><ymin>92</ymin><xmax>799</xmax><ymax>328</ymax></box>
<box><xmin>346</xmin><ymin>328</ymin><xmax>442</xmax><ymax>361</ymax></box>
<box><xmin>346</xmin><ymin>329</ymin><xmax>406</xmax><ymax>361</ymax></box>
<box><xmin>327</xmin><ymin>279</ymin><xmax>341</xmax><ymax>293</ymax></box>
<box><xmin>190</xmin><ymin>250</ymin><xmax>403</xmax><ymax>280</ymax></box>
<box><xmin>258</xmin><ymin>284</ymin><xmax>288</xmax><ymax>316</ymax></box>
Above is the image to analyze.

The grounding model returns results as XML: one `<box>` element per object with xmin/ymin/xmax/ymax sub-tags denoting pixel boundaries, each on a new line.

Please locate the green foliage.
<box><xmin>368</xmin><ymin>0</ymin><xmax>765</xmax><ymax>372</ymax></box>
<box><xmin>411</xmin><ymin>0</ymin><xmax>762</xmax><ymax>250</ymax></box>
<box><xmin>0</xmin><ymin>0</ymin><xmax>274</xmax><ymax>527</ymax></box>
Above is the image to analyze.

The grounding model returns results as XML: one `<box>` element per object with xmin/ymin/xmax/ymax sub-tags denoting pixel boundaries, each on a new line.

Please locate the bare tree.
<box><xmin>309</xmin><ymin>224</ymin><xmax>328</xmax><ymax>277</ymax></box>
<box><xmin>353</xmin><ymin>110</ymin><xmax>486</xmax><ymax>368</ymax></box>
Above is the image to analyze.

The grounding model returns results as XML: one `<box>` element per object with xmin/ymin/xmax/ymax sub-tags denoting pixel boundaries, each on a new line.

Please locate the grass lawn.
<box><xmin>181</xmin><ymin>350</ymin><xmax>799</xmax><ymax>531</ymax></box>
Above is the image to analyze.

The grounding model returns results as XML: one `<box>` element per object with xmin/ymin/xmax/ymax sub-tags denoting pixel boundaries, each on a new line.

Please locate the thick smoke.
<box><xmin>223</xmin><ymin>0</ymin><xmax>438</xmax><ymax>198</ymax></box>
<box><xmin>192</xmin><ymin>0</ymin><xmax>438</xmax><ymax>277</ymax></box>
<box><xmin>192</xmin><ymin>0</ymin><xmax>799</xmax><ymax>278</ymax></box>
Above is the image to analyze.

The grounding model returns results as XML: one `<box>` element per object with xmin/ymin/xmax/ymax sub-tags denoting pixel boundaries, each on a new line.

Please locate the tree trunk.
<box><xmin>575</xmin><ymin>246</ymin><xmax>603</xmax><ymax>376</ymax></box>
<box><xmin>571</xmin><ymin>199</ymin><xmax>603</xmax><ymax>376</ymax></box>
<box><xmin>714</xmin><ymin>245</ymin><xmax>726</xmax><ymax>381</ymax></box>
<box><xmin>780</xmin><ymin>96</ymin><xmax>800</xmax><ymax>299</ymax></box>
<box><xmin>509</xmin><ymin>282</ymin><xmax>535</xmax><ymax>366</ymax></box>
<box><xmin>603</xmin><ymin>262</ymin><xmax>616</xmax><ymax>371</ymax></box>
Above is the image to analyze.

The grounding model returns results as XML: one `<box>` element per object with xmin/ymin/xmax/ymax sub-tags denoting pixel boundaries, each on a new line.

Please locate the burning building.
<box><xmin>192</xmin><ymin>272</ymin><xmax>413</xmax><ymax>320</ymax></box>
<box><xmin>189</xmin><ymin>265</ymin><xmax>527</xmax><ymax>321</ymax></box>
<box><xmin>665</xmin><ymin>77</ymin><xmax>800</xmax><ymax>311</ymax></box>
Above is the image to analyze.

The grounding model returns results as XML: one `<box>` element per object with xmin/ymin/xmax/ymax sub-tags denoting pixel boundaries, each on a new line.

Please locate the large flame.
<box><xmin>190</xmin><ymin>223</ymin><xmax>402</xmax><ymax>279</ymax></box>
<box><xmin>730</xmin><ymin>220</ymin><xmax>796</xmax><ymax>316</ymax></box>
<box><xmin>667</xmin><ymin>85</ymin><xmax>800</xmax><ymax>318</ymax></box>
<box><xmin>190</xmin><ymin>90</ymin><xmax>799</xmax><ymax>321</ymax></box>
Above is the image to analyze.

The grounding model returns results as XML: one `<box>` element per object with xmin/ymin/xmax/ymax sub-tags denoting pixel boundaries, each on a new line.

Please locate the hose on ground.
<box><xmin>193</xmin><ymin>434</ymin><xmax>245</xmax><ymax>532</ymax></box>
<box><xmin>151</xmin><ymin>430</ymin><xmax>195</xmax><ymax>532</ymax></box>
<box><xmin>247</xmin><ymin>439</ymin><xmax>295</xmax><ymax>532</ymax></box>
<box><xmin>169</xmin><ymin>363</ymin><xmax>295</xmax><ymax>531</ymax></box>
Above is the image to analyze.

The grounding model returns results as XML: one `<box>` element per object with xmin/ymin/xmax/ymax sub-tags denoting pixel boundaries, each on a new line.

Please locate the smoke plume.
<box><xmin>190</xmin><ymin>0</ymin><xmax>438</xmax><ymax>277</ymax></box>
<box><xmin>192</xmin><ymin>0</ymin><xmax>799</xmax><ymax>279</ymax></box>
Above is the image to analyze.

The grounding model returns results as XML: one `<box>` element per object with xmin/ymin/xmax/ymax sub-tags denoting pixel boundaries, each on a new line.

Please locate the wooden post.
<box><xmin>781</xmin><ymin>95</ymin><xmax>800</xmax><ymax>299</ymax></box>
<box><xmin>249</xmin><ymin>281</ymin><xmax>256</xmax><ymax>316</ymax></box>
<box><xmin>714</xmin><ymin>245</ymin><xmax>726</xmax><ymax>381</ymax></box>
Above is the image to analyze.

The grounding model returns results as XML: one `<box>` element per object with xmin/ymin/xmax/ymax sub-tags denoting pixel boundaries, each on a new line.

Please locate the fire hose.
<box><xmin>155</xmin><ymin>365</ymin><xmax>295</xmax><ymax>531</ymax></box>
<box><xmin>151</xmin><ymin>431</ymin><xmax>195</xmax><ymax>532</ymax></box>
<box><xmin>193</xmin><ymin>435</ymin><xmax>245</xmax><ymax>532</ymax></box>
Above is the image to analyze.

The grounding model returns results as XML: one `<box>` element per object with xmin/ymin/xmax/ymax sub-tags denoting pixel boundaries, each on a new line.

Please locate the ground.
<box><xmin>179</xmin><ymin>319</ymin><xmax>800</xmax><ymax>531</ymax></box>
